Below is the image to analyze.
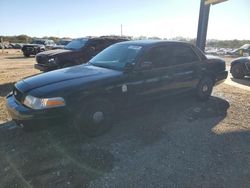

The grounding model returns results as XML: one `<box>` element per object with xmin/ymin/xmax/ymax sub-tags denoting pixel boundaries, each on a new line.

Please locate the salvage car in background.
<box><xmin>34</xmin><ymin>36</ymin><xmax>129</xmax><ymax>71</ymax></box>
<box><xmin>230</xmin><ymin>56</ymin><xmax>250</xmax><ymax>79</ymax></box>
<box><xmin>6</xmin><ymin>40</ymin><xmax>228</xmax><ymax>136</ymax></box>
<box><xmin>227</xmin><ymin>44</ymin><xmax>250</xmax><ymax>57</ymax></box>
<box><xmin>52</xmin><ymin>39</ymin><xmax>72</xmax><ymax>49</ymax></box>
<box><xmin>21</xmin><ymin>39</ymin><xmax>56</xmax><ymax>57</ymax></box>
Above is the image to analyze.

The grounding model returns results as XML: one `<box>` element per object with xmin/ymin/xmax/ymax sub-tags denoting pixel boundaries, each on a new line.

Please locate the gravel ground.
<box><xmin>0</xmin><ymin>51</ymin><xmax>39</xmax><ymax>122</ymax></box>
<box><xmin>0</xmin><ymin>51</ymin><xmax>249</xmax><ymax>188</ymax></box>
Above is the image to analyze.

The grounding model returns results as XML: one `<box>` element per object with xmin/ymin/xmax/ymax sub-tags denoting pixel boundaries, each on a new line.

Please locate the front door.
<box><xmin>129</xmin><ymin>45</ymin><xmax>174</xmax><ymax>100</ymax></box>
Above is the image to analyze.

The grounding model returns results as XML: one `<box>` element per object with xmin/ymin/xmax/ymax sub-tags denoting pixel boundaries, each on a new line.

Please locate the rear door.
<box><xmin>167</xmin><ymin>44</ymin><xmax>201</xmax><ymax>92</ymax></box>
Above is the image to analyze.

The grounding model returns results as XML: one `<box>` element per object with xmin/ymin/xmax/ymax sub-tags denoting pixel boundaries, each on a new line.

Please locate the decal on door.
<box><xmin>122</xmin><ymin>84</ymin><xmax>128</xmax><ymax>92</ymax></box>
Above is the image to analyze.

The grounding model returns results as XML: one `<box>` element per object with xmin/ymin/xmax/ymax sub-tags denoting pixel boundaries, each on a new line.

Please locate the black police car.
<box><xmin>6</xmin><ymin>40</ymin><xmax>228</xmax><ymax>136</ymax></box>
<box><xmin>35</xmin><ymin>36</ymin><xmax>129</xmax><ymax>72</ymax></box>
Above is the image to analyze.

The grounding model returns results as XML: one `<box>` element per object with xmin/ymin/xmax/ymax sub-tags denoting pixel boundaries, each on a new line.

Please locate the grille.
<box><xmin>36</xmin><ymin>55</ymin><xmax>48</xmax><ymax>64</ymax></box>
<box><xmin>13</xmin><ymin>87</ymin><xmax>24</xmax><ymax>103</ymax></box>
<box><xmin>26</xmin><ymin>47</ymin><xmax>34</xmax><ymax>51</ymax></box>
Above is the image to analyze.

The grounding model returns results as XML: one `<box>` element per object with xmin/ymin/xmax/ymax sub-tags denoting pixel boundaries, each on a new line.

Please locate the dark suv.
<box><xmin>6</xmin><ymin>40</ymin><xmax>228</xmax><ymax>136</ymax></box>
<box><xmin>21</xmin><ymin>39</ymin><xmax>56</xmax><ymax>57</ymax></box>
<box><xmin>35</xmin><ymin>36</ymin><xmax>129</xmax><ymax>71</ymax></box>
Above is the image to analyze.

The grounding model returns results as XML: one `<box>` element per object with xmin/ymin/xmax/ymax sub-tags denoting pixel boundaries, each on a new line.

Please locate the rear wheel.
<box><xmin>196</xmin><ymin>77</ymin><xmax>213</xmax><ymax>101</ymax></box>
<box><xmin>73</xmin><ymin>99</ymin><xmax>114</xmax><ymax>137</ymax></box>
<box><xmin>231</xmin><ymin>64</ymin><xmax>245</xmax><ymax>79</ymax></box>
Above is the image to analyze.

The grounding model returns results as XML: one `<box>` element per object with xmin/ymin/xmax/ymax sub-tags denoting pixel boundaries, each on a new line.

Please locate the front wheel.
<box><xmin>231</xmin><ymin>64</ymin><xmax>245</xmax><ymax>79</ymax></box>
<box><xmin>196</xmin><ymin>77</ymin><xmax>213</xmax><ymax>101</ymax></box>
<box><xmin>73</xmin><ymin>99</ymin><xmax>114</xmax><ymax>137</ymax></box>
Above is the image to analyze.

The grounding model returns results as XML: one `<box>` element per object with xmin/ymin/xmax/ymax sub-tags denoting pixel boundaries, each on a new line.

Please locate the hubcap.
<box><xmin>92</xmin><ymin>111</ymin><xmax>104</xmax><ymax>124</ymax></box>
<box><xmin>202</xmin><ymin>84</ymin><xmax>208</xmax><ymax>92</ymax></box>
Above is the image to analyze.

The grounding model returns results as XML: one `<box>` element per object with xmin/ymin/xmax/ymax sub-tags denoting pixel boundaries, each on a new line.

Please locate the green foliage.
<box><xmin>0</xmin><ymin>35</ymin><xmax>70</xmax><ymax>44</ymax></box>
<box><xmin>207</xmin><ymin>39</ymin><xmax>250</xmax><ymax>48</ymax></box>
<box><xmin>0</xmin><ymin>35</ymin><xmax>31</xmax><ymax>43</ymax></box>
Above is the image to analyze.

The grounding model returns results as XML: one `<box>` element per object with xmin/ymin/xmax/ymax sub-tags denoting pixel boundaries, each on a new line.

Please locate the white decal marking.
<box><xmin>122</xmin><ymin>84</ymin><xmax>128</xmax><ymax>92</ymax></box>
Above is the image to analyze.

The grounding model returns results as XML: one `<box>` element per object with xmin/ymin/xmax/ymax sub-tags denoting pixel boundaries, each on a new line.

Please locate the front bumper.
<box><xmin>34</xmin><ymin>63</ymin><xmax>57</xmax><ymax>72</ymax></box>
<box><xmin>6</xmin><ymin>94</ymin><xmax>67</xmax><ymax>127</ymax></box>
<box><xmin>214</xmin><ymin>70</ymin><xmax>228</xmax><ymax>85</ymax></box>
<box><xmin>34</xmin><ymin>63</ymin><xmax>49</xmax><ymax>71</ymax></box>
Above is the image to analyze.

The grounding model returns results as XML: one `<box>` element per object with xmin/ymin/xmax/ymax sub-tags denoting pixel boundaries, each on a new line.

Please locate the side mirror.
<box><xmin>123</xmin><ymin>63</ymin><xmax>134</xmax><ymax>73</ymax></box>
<box><xmin>141</xmin><ymin>61</ymin><xmax>153</xmax><ymax>70</ymax></box>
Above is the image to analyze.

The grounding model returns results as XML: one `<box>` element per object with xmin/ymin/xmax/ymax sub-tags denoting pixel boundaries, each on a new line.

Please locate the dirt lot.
<box><xmin>0</xmin><ymin>50</ymin><xmax>249</xmax><ymax>188</ymax></box>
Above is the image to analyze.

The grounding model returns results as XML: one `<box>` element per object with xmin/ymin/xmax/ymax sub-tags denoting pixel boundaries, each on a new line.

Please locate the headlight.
<box><xmin>48</xmin><ymin>58</ymin><xmax>56</xmax><ymax>64</ymax></box>
<box><xmin>23</xmin><ymin>95</ymin><xmax>65</xmax><ymax>109</ymax></box>
<box><xmin>6</xmin><ymin>91</ymin><xmax>13</xmax><ymax>98</ymax></box>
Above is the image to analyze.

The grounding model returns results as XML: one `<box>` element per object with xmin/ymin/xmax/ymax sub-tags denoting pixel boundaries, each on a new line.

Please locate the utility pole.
<box><xmin>196</xmin><ymin>0</ymin><xmax>228</xmax><ymax>52</ymax></box>
<box><xmin>121</xmin><ymin>24</ymin><xmax>123</xmax><ymax>36</ymax></box>
<box><xmin>196</xmin><ymin>1</ymin><xmax>210</xmax><ymax>52</ymax></box>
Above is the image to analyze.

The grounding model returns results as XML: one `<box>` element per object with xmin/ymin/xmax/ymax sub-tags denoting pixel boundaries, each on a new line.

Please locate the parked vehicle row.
<box><xmin>205</xmin><ymin>44</ymin><xmax>250</xmax><ymax>57</ymax></box>
<box><xmin>21</xmin><ymin>39</ymin><xmax>56</xmax><ymax>57</ymax></box>
<box><xmin>0</xmin><ymin>43</ymin><xmax>25</xmax><ymax>49</ymax></box>
<box><xmin>0</xmin><ymin>39</ymin><xmax>71</xmax><ymax>52</ymax></box>
<box><xmin>6</xmin><ymin>40</ymin><xmax>228</xmax><ymax>136</ymax></box>
<box><xmin>205</xmin><ymin>47</ymin><xmax>234</xmax><ymax>56</ymax></box>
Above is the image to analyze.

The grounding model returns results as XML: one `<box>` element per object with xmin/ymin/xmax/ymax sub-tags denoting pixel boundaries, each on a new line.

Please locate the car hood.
<box><xmin>15</xmin><ymin>64</ymin><xmax>122</xmax><ymax>93</ymax></box>
<box><xmin>36</xmin><ymin>49</ymin><xmax>72</xmax><ymax>57</ymax></box>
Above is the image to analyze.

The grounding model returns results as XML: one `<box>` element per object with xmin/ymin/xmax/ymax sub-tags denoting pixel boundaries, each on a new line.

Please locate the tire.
<box><xmin>73</xmin><ymin>99</ymin><xmax>114</xmax><ymax>137</ymax></box>
<box><xmin>231</xmin><ymin>64</ymin><xmax>245</xmax><ymax>79</ymax></box>
<box><xmin>24</xmin><ymin>53</ymin><xmax>30</xmax><ymax>57</ymax></box>
<box><xmin>196</xmin><ymin>77</ymin><xmax>213</xmax><ymax>101</ymax></box>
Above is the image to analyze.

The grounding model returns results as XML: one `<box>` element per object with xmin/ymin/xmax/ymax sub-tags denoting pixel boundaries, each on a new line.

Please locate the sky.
<box><xmin>0</xmin><ymin>0</ymin><xmax>249</xmax><ymax>40</ymax></box>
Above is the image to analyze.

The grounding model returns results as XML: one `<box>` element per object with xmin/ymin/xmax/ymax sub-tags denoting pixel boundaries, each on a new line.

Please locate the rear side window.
<box><xmin>169</xmin><ymin>45</ymin><xmax>200</xmax><ymax>65</ymax></box>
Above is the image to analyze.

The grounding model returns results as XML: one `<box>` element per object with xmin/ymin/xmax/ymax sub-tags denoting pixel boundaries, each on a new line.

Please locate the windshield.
<box><xmin>31</xmin><ymin>40</ymin><xmax>45</xmax><ymax>45</ymax></box>
<box><xmin>65</xmin><ymin>38</ymin><xmax>88</xmax><ymax>50</ymax></box>
<box><xmin>90</xmin><ymin>44</ymin><xmax>142</xmax><ymax>71</ymax></box>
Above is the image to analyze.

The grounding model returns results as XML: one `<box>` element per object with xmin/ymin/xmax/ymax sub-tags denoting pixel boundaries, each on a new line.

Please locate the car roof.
<box><xmin>73</xmin><ymin>36</ymin><xmax>129</xmax><ymax>41</ymax></box>
<box><xmin>117</xmin><ymin>40</ymin><xmax>192</xmax><ymax>47</ymax></box>
<box><xmin>33</xmin><ymin>39</ymin><xmax>53</xmax><ymax>42</ymax></box>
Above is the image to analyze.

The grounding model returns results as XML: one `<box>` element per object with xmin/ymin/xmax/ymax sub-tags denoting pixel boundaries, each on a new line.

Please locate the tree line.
<box><xmin>1</xmin><ymin>35</ymin><xmax>249</xmax><ymax>49</ymax></box>
<box><xmin>0</xmin><ymin>35</ymin><xmax>65</xmax><ymax>44</ymax></box>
